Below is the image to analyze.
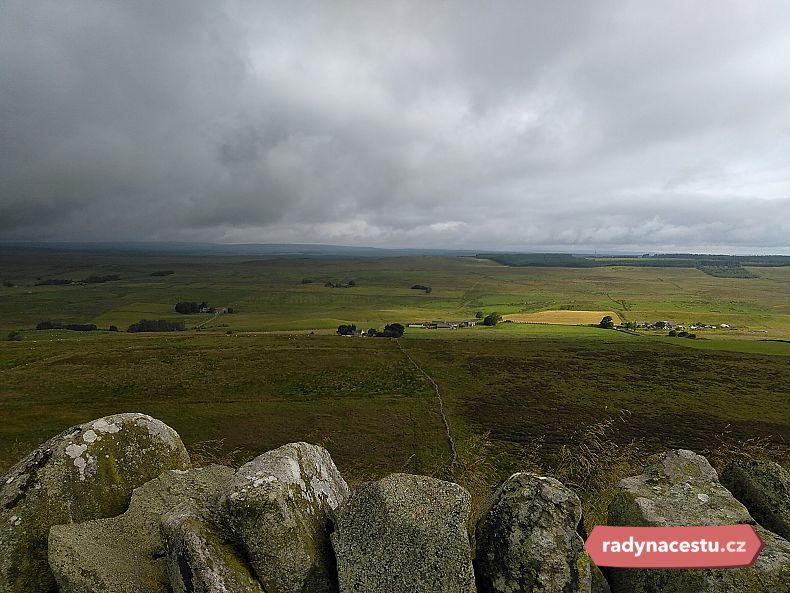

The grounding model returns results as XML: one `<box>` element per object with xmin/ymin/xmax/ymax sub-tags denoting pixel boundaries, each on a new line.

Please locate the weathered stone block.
<box><xmin>0</xmin><ymin>413</ymin><xmax>190</xmax><ymax>593</ymax></box>
<box><xmin>332</xmin><ymin>473</ymin><xmax>476</xmax><ymax>593</ymax></box>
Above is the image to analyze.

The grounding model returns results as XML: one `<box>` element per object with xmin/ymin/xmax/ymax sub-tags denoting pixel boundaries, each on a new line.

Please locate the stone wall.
<box><xmin>1</xmin><ymin>414</ymin><xmax>788</xmax><ymax>593</ymax></box>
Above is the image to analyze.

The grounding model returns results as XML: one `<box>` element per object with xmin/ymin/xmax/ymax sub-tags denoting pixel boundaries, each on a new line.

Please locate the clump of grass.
<box><xmin>703</xmin><ymin>426</ymin><xmax>789</xmax><ymax>472</ymax></box>
<box><xmin>551</xmin><ymin>410</ymin><xmax>645</xmax><ymax>532</ymax></box>
<box><xmin>188</xmin><ymin>438</ymin><xmax>251</xmax><ymax>468</ymax></box>
<box><xmin>454</xmin><ymin>432</ymin><xmax>546</xmax><ymax>539</ymax></box>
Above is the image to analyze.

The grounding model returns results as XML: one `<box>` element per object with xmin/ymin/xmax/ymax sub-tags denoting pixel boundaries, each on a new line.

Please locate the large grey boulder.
<box><xmin>721</xmin><ymin>459</ymin><xmax>790</xmax><ymax>540</ymax></box>
<box><xmin>475</xmin><ymin>472</ymin><xmax>593</xmax><ymax>593</ymax></box>
<box><xmin>162</xmin><ymin>500</ymin><xmax>264</xmax><ymax>593</ymax></box>
<box><xmin>607</xmin><ymin>449</ymin><xmax>790</xmax><ymax>593</ymax></box>
<box><xmin>331</xmin><ymin>473</ymin><xmax>476</xmax><ymax>593</ymax></box>
<box><xmin>49</xmin><ymin>464</ymin><xmax>234</xmax><ymax>593</ymax></box>
<box><xmin>0</xmin><ymin>413</ymin><xmax>190</xmax><ymax>593</ymax></box>
<box><xmin>216</xmin><ymin>442</ymin><xmax>350</xmax><ymax>593</ymax></box>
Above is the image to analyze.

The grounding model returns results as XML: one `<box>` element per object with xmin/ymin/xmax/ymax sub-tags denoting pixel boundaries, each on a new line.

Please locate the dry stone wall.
<box><xmin>1</xmin><ymin>415</ymin><xmax>789</xmax><ymax>593</ymax></box>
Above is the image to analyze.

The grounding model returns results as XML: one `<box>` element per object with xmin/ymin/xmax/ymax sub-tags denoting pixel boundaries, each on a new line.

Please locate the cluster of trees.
<box><xmin>599</xmin><ymin>316</ymin><xmax>616</xmax><ymax>329</ymax></box>
<box><xmin>482</xmin><ymin>313</ymin><xmax>502</xmax><ymax>326</ymax></box>
<box><xmin>127</xmin><ymin>319</ymin><xmax>184</xmax><ymax>333</ymax></box>
<box><xmin>175</xmin><ymin>301</ymin><xmax>207</xmax><ymax>314</ymax></box>
<box><xmin>668</xmin><ymin>330</ymin><xmax>697</xmax><ymax>339</ymax></box>
<box><xmin>410</xmin><ymin>284</ymin><xmax>432</xmax><ymax>294</ymax></box>
<box><xmin>35</xmin><ymin>278</ymin><xmax>73</xmax><ymax>286</ymax></box>
<box><xmin>84</xmin><ymin>274</ymin><xmax>121</xmax><ymax>284</ymax></box>
<box><xmin>336</xmin><ymin>323</ymin><xmax>405</xmax><ymax>338</ymax></box>
<box><xmin>35</xmin><ymin>274</ymin><xmax>121</xmax><ymax>286</ymax></box>
<box><xmin>150</xmin><ymin>270</ymin><xmax>174</xmax><ymax>277</ymax></box>
<box><xmin>36</xmin><ymin>321</ymin><xmax>98</xmax><ymax>331</ymax></box>
<box><xmin>325</xmin><ymin>280</ymin><xmax>356</xmax><ymax>288</ymax></box>
<box><xmin>371</xmin><ymin>323</ymin><xmax>405</xmax><ymax>338</ymax></box>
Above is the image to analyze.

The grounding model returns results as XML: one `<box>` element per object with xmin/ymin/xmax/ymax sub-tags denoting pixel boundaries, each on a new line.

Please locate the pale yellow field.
<box><xmin>503</xmin><ymin>310</ymin><xmax>621</xmax><ymax>325</ymax></box>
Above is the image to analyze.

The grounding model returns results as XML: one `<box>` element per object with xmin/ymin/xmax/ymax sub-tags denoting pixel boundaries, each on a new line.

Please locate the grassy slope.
<box><xmin>2</xmin><ymin>249</ymin><xmax>789</xmax><ymax>482</ymax></box>
<box><xmin>1</xmin><ymin>328</ymin><xmax>788</xmax><ymax>482</ymax></box>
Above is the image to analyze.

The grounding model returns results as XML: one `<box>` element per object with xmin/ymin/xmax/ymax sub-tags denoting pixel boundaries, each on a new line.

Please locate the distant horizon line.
<box><xmin>2</xmin><ymin>240</ymin><xmax>790</xmax><ymax>258</ymax></box>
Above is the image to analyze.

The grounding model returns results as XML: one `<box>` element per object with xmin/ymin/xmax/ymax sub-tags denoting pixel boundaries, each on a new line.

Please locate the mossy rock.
<box><xmin>0</xmin><ymin>413</ymin><xmax>191</xmax><ymax>593</ymax></box>
<box><xmin>215</xmin><ymin>442</ymin><xmax>349</xmax><ymax>593</ymax></box>
<box><xmin>721</xmin><ymin>459</ymin><xmax>790</xmax><ymax>541</ymax></box>
<box><xmin>607</xmin><ymin>449</ymin><xmax>790</xmax><ymax>592</ymax></box>
<box><xmin>331</xmin><ymin>473</ymin><xmax>476</xmax><ymax>593</ymax></box>
<box><xmin>49</xmin><ymin>464</ymin><xmax>234</xmax><ymax>593</ymax></box>
<box><xmin>475</xmin><ymin>472</ymin><xmax>594</xmax><ymax>593</ymax></box>
<box><xmin>162</xmin><ymin>499</ymin><xmax>264</xmax><ymax>593</ymax></box>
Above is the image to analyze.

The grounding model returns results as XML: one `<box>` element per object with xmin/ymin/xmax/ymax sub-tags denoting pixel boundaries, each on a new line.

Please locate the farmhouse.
<box><xmin>420</xmin><ymin>320</ymin><xmax>477</xmax><ymax>329</ymax></box>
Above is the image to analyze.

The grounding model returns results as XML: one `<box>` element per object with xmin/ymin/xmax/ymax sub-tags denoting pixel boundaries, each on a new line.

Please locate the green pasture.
<box><xmin>3</xmin><ymin>251</ymin><xmax>790</xmax><ymax>341</ymax></box>
<box><xmin>2</xmin><ymin>248</ymin><xmax>790</xmax><ymax>491</ymax></box>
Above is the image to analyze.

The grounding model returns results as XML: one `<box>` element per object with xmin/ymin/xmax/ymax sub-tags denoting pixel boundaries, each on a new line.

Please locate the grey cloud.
<box><xmin>1</xmin><ymin>1</ymin><xmax>789</xmax><ymax>252</ymax></box>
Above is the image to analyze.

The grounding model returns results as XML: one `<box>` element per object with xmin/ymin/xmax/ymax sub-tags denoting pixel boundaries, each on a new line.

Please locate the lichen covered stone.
<box><xmin>721</xmin><ymin>459</ymin><xmax>790</xmax><ymax>541</ymax></box>
<box><xmin>331</xmin><ymin>473</ymin><xmax>476</xmax><ymax>593</ymax></box>
<box><xmin>48</xmin><ymin>464</ymin><xmax>234</xmax><ymax>593</ymax></box>
<box><xmin>607</xmin><ymin>449</ymin><xmax>790</xmax><ymax>593</ymax></box>
<box><xmin>162</xmin><ymin>499</ymin><xmax>264</xmax><ymax>593</ymax></box>
<box><xmin>0</xmin><ymin>413</ymin><xmax>190</xmax><ymax>593</ymax></box>
<box><xmin>216</xmin><ymin>442</ymin><xmax>349</xmax><ymax>593</ymax></box>
<box><xmin>475</xmin><ymin>472</ymin><xmax>593</xmax><ymax>593</ymax></box>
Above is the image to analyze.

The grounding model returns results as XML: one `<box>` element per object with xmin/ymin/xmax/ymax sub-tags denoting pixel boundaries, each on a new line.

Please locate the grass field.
<box><xmin>502</xmin><ymin>310</ymin><xmax>620</xmax><ymax>324</ymax></box>
<box><xmin>2</xmin><ymin>247</ymin><xmax>789</xmax><ymax>518</ymax></box>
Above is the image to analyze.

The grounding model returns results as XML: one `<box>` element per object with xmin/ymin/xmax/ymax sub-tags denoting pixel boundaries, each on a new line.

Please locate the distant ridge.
<box><xmin>0</xmin><ymin>242</ymin><xmax>479</xmax><ymax>258</ymax></box>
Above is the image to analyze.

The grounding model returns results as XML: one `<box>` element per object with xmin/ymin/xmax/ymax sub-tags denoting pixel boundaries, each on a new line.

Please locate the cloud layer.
<box><xmin>2</xmin><ymin>1</ymin><xmax>790</xmax><ymax>252</ymax></box>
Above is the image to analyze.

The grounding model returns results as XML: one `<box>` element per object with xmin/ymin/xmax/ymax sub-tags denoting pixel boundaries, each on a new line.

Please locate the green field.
<box><xmin>3</xmin><ymin>248</ymin><xmax>790</xmax><ymax>338</ymax></box>
<box><xmin>2</xmin><ymin>248</ymin><xmax>789</xmax><ymax>519</ymax></box>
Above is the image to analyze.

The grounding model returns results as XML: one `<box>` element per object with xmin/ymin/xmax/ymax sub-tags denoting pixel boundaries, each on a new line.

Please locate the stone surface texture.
<box><xmin>49</xmin><ymin>464</ymin><xmax>233</xmax><ymax>593</ymax></box>
<box><xmin>721</xmin><ymin>458</ymin><xmax>790</xmax><ymax>541</ymax></box>
<box><xmin>216</xmin><ymin>442</ymin><xmax>350</xmax><ymax>593</ymax></box>
<box><xmin>332</xmin><ymin>472</ymin><xmax>476</xmax><ymax>593</ymax></box>
<box><xmin>0</xmin><ymin>413</ymin><xmax>190</xmax><ymax>593</ymax></box>
<box><xmin>607</xmin><ymin>449</ymin><xmax>790</xmax><ymax>593</ymax></box>
<box><xmin>475</xmin><ymin>472</ymin><xmax>593</xmax><ymax>593</ymax></box>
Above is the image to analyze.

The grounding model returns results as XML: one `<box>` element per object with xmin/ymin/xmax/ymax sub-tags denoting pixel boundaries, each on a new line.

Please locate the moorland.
<box><xmin>2</xmin><ymin>245</ymin><xmax>789</xmax><ymax>522</ymax></box>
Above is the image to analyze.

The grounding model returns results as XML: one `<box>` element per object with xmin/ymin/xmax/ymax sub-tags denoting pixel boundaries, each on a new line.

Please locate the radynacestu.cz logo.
<box><xmin>585</xmin><ymin>525</ymin><xmax>763</xmax><ymax>569</ymax></box>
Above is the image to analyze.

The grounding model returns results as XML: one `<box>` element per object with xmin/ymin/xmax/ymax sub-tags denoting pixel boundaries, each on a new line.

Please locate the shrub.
<box><xmin>7</xmin><ymin>331</ymin><xmax>23</xmax><ymax>341</ymax></box>
<box><xmin>336</xmin><ymin>324</ymin><xmax>357</xmax><ymax>336</ymax></box>
<box><xmin>668</xmin><ymin>330</ymin><xmax>677</xmax><ymax>337</ymax></box>
<box><xmin>687</xmin><ymin>333</ymin><xmax>697</xmax><ymax>339</ymax></box>
<box><xmin>301</xmin><ymin>278</ymin><xmax>314</xmax><ymax>284</ymax></box>
<box><xmin>150</xmin><ymin>270</ymin><xmax>174</xmax><ymax>277</ymax></box>
<box><xmin>37</xmin><ymin>320</ymin><xmax>63</xmax><ymax>330</ymax></box>
<box><xmin>109</xmin><ymin>325</ymin><xmax>119</xmax><ymax>332</ymax></box>
<box><xmin>2</xmin><ymin>281</ymin><xmax>15</xmax><ymax>287</ymax></box>
<box><xmin>677</xmin><ymin>331</ymin><xmax>688</xmax><ymax>337</ymax></box>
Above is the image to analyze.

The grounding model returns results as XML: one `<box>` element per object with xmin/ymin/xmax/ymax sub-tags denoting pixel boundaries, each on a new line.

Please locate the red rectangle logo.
<box><xmin>584</xmin><ymin>525</ymin><xmax>763</xmax><ymax>568</ymax></box>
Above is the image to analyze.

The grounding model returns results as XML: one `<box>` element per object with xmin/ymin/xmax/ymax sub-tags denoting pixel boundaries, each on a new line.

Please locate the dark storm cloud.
<box><xmin>2</xmin><ymin>1</ymin><xmax>789</xmax><ymax>252</ymax></box>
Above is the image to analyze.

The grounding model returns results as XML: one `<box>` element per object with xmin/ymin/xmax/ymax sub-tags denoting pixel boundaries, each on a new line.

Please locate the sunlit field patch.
<box><xmin>503</xmin><ymin>310</ymin><xmax>620</xmax><ymax>325</ymax></box>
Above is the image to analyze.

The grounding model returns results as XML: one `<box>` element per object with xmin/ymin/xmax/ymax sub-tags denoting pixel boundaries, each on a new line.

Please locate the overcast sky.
<box><xmin>2</xmin><ymin>1</ymin><xmax>790</xmax><ymax>253</ymax></box>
